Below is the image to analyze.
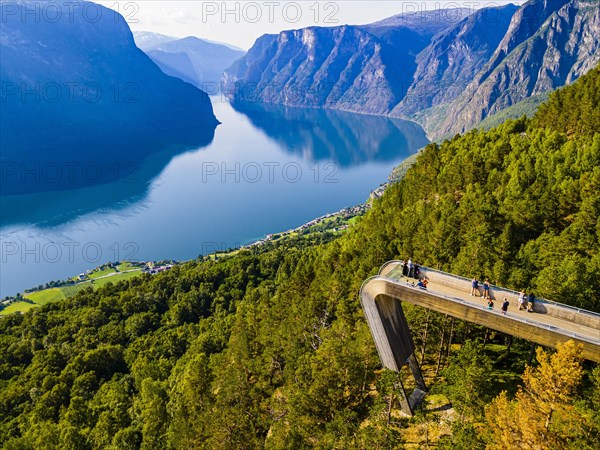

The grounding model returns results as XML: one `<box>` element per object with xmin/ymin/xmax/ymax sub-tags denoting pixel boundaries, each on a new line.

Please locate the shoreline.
<box><xmin>1</xmin><ymin>152</ymin><xmax>422</xmax><ymax>315</ymax></box>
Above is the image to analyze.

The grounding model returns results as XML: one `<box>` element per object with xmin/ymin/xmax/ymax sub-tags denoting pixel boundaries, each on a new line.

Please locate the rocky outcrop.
<box><xmin>221</xmin><ymin>10</ymin><xmax>470</xmax><ymax>114</ymax></box>
<box><xmin>391</xmin><ymin>4</ymin><xmax>518</xmax><ymax>117</ymax></box>
<box><xmin>435</xmin><ymin>0</ymin><xmax>600</xmax><ymax>137</ymax></box>
<box><xmin>223</xmin><ymin>26</ymin><xmax>397</xmax><ymax>114</ymax></box>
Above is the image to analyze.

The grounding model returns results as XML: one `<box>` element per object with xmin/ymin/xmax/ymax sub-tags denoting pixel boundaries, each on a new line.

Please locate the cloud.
<box><xmin>161</xmin><ymin>7</ymin><xmax>197</xmax><ymax>25</ymax></box>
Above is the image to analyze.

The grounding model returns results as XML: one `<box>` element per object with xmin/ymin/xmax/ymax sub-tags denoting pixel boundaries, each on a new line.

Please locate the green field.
<box><xmin>24</xmin><ymin>288</ymin><xmax>67</xmax><ymax>304</ymax></box>
<box><xmin>87</xmin><ymin>267</ymin><xmax>117</xmax><ymax>279</ymax></box>
<box><xmin>89</xmin><ymin>270</ymin><xmax>142</xmax><ymax>287</ymax></box>
<box><xmin>1</xmin><ymin>302</ymin><xmax>38</xmax><ymax>315</ymax></box>
<box><xmin>1</xmin><ymin>267</ymin><xmax>143</xmax><ymax>316</ymax></box>
<box><xmin>117</xmin><ymin>262</ymin><xmax>135</xmax><ymax>271</ymax></box>
<box><xmin>346</xmin><ymin>216</ymin><xmax>360</xmax><ymax>226</ymax></box>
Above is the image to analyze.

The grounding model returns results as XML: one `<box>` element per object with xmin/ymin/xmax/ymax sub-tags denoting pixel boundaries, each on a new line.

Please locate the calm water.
<box><xmin>0</xmin><ymin>100</ymin><xmax>428</xmax><ymax>296</ymax></box>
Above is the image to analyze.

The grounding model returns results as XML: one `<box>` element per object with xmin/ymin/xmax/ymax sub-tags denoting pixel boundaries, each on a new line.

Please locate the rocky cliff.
<box><xmin>391</xmin><ymin>4</ymin><xmax>518</xmax><ymax>117</ymax></box>
<box><xmin>0</xmin><ymin>1</ymin><xmax>218</xmax><ymax>193</ymax></box>
<box><xmin>222</xmin><ymin>0</ymin><xmax>600</xmax><ymax>138</ymax></box>
<box><xmin>435</xmin><ymin>0</ymin><xmax>600</xmax><ymax>137</ymax></box>
<box><xmin>221</xmin><ymin>10</ymin><xmax>470</xmax><ymax>115</ymax></box>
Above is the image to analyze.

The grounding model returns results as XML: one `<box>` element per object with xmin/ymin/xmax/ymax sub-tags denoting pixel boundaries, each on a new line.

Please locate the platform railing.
<box><xmin>378</xmin><ymin>260</ymin><xmax>600</xmax><ymax>319</ymax></box>
<box><xmin>361</xmin><ymin>274</ymin><xmax>600</xmax><ymax>346</ymax></box>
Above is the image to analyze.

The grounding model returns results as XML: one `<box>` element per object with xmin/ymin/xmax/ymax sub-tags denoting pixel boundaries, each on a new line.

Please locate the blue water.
<box><xmin>0</xmin><ymin>99</ymin><xmax>428</xmax><ymax>296</ymax></box>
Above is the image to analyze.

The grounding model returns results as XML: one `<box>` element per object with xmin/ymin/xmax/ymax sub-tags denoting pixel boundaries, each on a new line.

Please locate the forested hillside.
<box><xmin>1</xmin><ymin>68</ymin><xmax>599</xmax><ymax>449</ymax></box>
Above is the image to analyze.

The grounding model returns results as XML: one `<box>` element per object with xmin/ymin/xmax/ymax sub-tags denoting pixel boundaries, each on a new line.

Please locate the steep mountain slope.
<box><xmin>221</xmin><ymin>10</ymin><xmax>469</xmax><ymax>114</ymax></box>
<box><xmin>143</xmin><ymin>50</ymin><xmax>198</xmax><ymax>87</ymax></box>
<box><xmin>476</xmin><ymin>91</ymin><xmax>551</xmax><ymax>130</ymax></box>
<box><xmin>145</xmin><ymin>37</ymin><xmax>245</xmax><ymax>88</ymax></box>
<box><xmin>0</xmin><ymin>1</ymin><xmax>217</xmax><ymax>193</ymax></box>
<box><xmin>435</xmin><ymin>0</ymin><xmax>600</xmax><ymax>137</ymax></box>
<box><xmin>224</xmin><ymin>26</ymin><xmax>400</xmax><ymax>114</ymax></box>
<box><xmin>222</xmin><ymin>1</ymin><xmax>599</xmax><ymax>137</ymax></box>
<box><xmin>391</xmin><ymin>4</ymin><xmax>519</xmax><ymax>117</ymax></box>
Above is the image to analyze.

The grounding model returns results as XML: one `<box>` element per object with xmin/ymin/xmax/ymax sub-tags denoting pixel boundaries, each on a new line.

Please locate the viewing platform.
<box><xmin>361</xmin><ymin>261</ymin><xmax>600</xmax><ymax>369</ymax></box>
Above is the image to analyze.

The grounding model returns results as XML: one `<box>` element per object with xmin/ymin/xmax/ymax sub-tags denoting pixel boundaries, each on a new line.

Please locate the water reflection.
<box><xmin>1</xmin><ymin>101</ymin><xmax>428</xmax><ymax>228</ymax></box>
<box><xmin>1</xmin><ymin>100</ymin><xmax>429</xmax><ymax>296</ymax></box>
<box><xmin>1</xmin><ymin>115</ymin><xmax>216</xmax><ymax>226</ymax></box>
<box><xmin>230</xmin><ymin>101</ymin><xmax>429</xmax><ymax>166</ymax></box>
<box><xmin>0</xmin><ymin>144</ymin><xmax>209</xmax><ymax>228</ymax></box>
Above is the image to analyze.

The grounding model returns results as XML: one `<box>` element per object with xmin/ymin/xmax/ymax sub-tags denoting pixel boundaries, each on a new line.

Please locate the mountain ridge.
<box><xmin>434</xmin><ymin>0</ymin><xmax>600</xmax><ymax>136</ymax></box>
<box><xmin>222</xmin><ymin>0</ymin><xmax>600</xmax><ymax>138</ymax></box>
<box><xmin>0</xmin><ymin>0</ymin><xmax>218</xmax><ymax>193</ymax></box>
<box><xmin>222</xmin><ymin>9</ymin><xmax>470</xmax><ymax>115</ymax></box>
<box><xmin>134</xmin><ymin>32</ymin><xmax>245</xmax><ymax>89</ymax></box>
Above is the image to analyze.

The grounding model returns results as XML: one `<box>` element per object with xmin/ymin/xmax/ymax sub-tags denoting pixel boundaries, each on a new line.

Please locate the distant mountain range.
<box><xmin>132</xmin><ymin>31</ymin><xmax>178</xmax><ymax>50</ymax></box>
<box><xmin>134</xmin><ymin>31</ymin><xmax>245</xmax><ymax>53</ymax></box>
<box><xmin>0</xmin><ymin>1</ymin><xmax>217</xmax><ymax>194</ymax></box>
<box><xmin>133</xmin><ymin>32</ymin><xmax>245</xmax><ymax>90</ymax></box>
<box><xmin>222</xmin><ymin>0</ymin><xmax>600</xmax><ymax>138</ymax></box>
<box><xmin>222</xmin><ymin>9</ymin><xmax>472</xmax><ymax>116</ymax></box>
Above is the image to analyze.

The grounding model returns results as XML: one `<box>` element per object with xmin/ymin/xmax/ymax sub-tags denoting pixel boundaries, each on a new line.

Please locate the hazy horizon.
<box><xmin>99</xmin><ymin>0</ymin><xmax>524</xmax><ymax>50</ymax></box>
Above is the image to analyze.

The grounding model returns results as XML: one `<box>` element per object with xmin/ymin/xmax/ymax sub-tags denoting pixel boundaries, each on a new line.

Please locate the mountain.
<box><xmin>134</xmin><ymin>34</ymin><xmax>246</xmax><ymax>89</ymax></box>
<box><xmin>222</xmin><ymin>1</ymin><xmax>599</xmax><ymax>138</ymax></box>
<box><xmin>390</xmin><ymin>4</ymin><xmax>519</xmax><ymax>117</ymax></box>
<box><xmin>132</xmin><ymin>31</ymin><xmax>178</xmax><ymax>50</ymax></box>
<box><xmin>434</xmin><ymin>0</ymin><xmax>600</xmax><ymax>137</ymax></box>
<box><xmin>0</xmin><ymin>1</ymin><xmax>217</xmax><ymax>194</ymax></box>
<box><xmin>133</xmin><ymin>31</ymin><xmax>245</xmax><ymax>53</ymax></box>
<box><xmin>224</xmin><ymin>26</ymin><xmax>401</xmax><ymax>114</ymax></box>
<box><xmin>221</xmin><ymin>9</ymin><xmax>471</xmax><ymax>114</ymax></box>
<box><xmin>360</xmin><ymin>7</ymin><xmax>473</xmax><ymax>44</ymax></box>
<box><xmin>144</xmin><ymin>50</ymin><xmax>199</xmax><ymax>87</ymax></box>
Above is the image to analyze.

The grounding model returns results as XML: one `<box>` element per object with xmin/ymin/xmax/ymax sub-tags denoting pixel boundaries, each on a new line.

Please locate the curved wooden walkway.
<box><xmin>361</xmin><ymin>261</ymin><xmax>600</xmax><ymax>369</ymax></box>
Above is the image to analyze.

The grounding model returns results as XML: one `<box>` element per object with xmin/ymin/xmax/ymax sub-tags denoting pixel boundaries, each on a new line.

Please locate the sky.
<box><xmin>98</xmin><ymin>0</ymin><xmax>524</xmax><ymax>49</ymax></box>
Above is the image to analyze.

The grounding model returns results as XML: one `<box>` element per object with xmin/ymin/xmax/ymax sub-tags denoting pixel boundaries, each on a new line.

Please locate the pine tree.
<box><xmin>484</xmin><ymin>341</ymin><xmax>585</xmax><ymax>449</ymax></box>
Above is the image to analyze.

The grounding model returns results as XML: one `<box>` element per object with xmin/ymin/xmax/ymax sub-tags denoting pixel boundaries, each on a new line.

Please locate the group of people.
<box><xmin>470</xmin><ymin>277</ymin><xmax>536</xmax><ymax>314</ymax></box>
<box><xmin>488</xmin><ymin>297</ymin><xmax>510</xmax><ymax>315</ymax></box>
<box><xmin>471</xmin><ymin>278</ymin><xmax>497</xmax><ymax>310</ymax></box>
<box><xmin>518</xmin><ymin>290</ymin><xmax>536</xmax><ymax>312</ymax></box>
<box><xmin>470</xmin><ymin>277</ymin><xmax>492</xmax><ymax>299</ymax></box>
<box><xmin>403</xmin><ymin>259</ymin><xmax>429</xmax><ymax>289</ymax></box>
<box><xmin>402</xmin><ymin>258</ymin><xmax>420</xmax><ymax>279</ymax></box>
<box><xmin>402</xmin><ymin>264</ymin><xmax>538</xmax><ymax>315</ymax></box>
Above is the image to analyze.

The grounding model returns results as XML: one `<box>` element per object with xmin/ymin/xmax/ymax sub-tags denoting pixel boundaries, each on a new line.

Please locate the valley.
<box><xmin>0</xmin><ymin>1</ymin><xmax>599</xmax><ymax>448</ymax></box>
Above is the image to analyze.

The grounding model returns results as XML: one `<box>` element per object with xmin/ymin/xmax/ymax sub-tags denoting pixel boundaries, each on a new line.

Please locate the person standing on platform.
<box><xmin>470</xmin><ymin>277</ymin><xmax>479</xmax><ymax>296</ymax></box>
<box><xmin>483</xmin><ymin>279</ymin><xmax>490</xmax><ymax>299</ymax></box>
<box><xmin>501</xmin><ymin>298</ymin><xmax>509</xmax><ymax>315</ymax></box>
<box><xmin>527</xmin><ymin>292</ymin><xmax>536</xmax><ymax>312</ymax></box>
<box><xmin>518</xmin><ymin>290</ymin><xmax>526</xmax><ymax>310</ymax></box>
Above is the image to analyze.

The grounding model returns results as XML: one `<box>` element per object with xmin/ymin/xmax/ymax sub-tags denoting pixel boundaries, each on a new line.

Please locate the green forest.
<box><xmin>1</xmin><ymin>67</ymin><xmax>599</xmax><ymax>449</ymax></box>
